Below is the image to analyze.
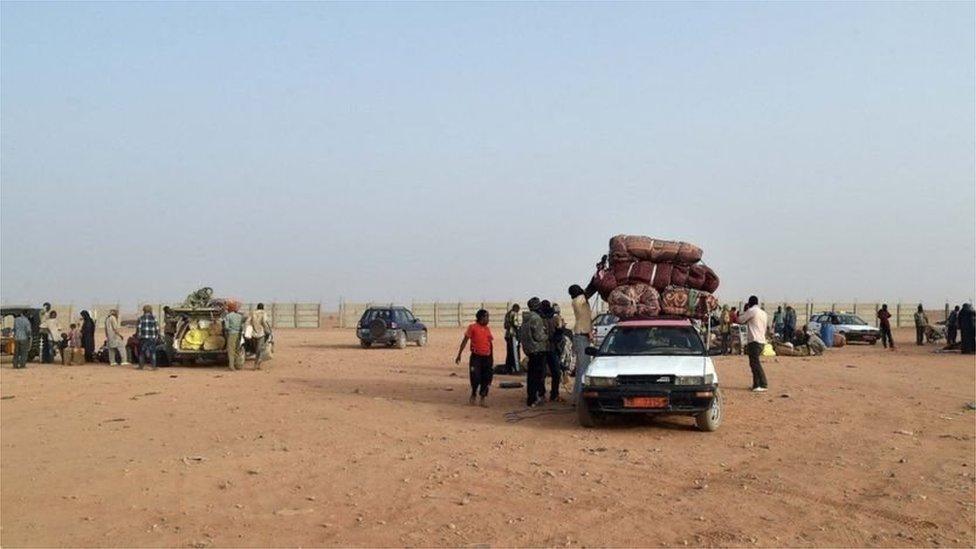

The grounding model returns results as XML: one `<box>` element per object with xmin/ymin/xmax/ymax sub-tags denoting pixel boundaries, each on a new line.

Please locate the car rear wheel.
<box><xmin>577</xmin><ymin>398</ymin><xmax>599</xmax><ymax>428</ymax></box>
<box><xmin>695</xmin><ymin>388</ymin><xmax>723</xmax><ymax>432</ymax></box>
<box><xmin>360</xmin><ymin>339</ymin><xmax>372</xmax><ymax>348</ymax></box>
<box><xmin>416</xmin><ymin>331</ymin><xmax>427</xmax><ymax>347</ymax></box>
<box><xmin>395</xmin><ymin>330</ymin><xmax>407</xmax><ymax>349</ymax></box>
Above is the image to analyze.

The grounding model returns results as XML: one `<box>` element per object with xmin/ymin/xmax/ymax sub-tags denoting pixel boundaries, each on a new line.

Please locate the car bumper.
<box><xmin>843</xmin><ymin>331</ymin><xmax>880</xmax><ymax>343</ymax></box>
<box><xmin>581</xmin><ymin>383</ymin><xmax>717</xmax><ymax>414</ymax></box>
<box><xmin>358</xmin><ymin>329</ymin><xmax>398</xmax><ymax>343</ymax></box>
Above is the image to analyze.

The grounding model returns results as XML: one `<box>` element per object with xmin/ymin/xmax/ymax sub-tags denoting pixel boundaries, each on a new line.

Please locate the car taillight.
<box><xmin>390</xmin><ymin>322</ymin><xmax>397</xmax><ymax>329</ymax></box>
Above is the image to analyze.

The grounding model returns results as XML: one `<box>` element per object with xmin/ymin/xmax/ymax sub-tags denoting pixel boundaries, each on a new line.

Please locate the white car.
<box><xmin>806</xmin><ymin>312</ymin><xmax>880</xmax><ymax>344</ymax></box>
<box><xmin>579</xmin><ymin>318</ymin><xmax>722</xmax><ymax>431</ymax></box>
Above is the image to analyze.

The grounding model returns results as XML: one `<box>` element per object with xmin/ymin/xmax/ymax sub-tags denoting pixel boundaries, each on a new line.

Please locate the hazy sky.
<box><xmin>2</xmin><ymin>2</ymin><xmax>974</xmax><ymax>309</ymax></box>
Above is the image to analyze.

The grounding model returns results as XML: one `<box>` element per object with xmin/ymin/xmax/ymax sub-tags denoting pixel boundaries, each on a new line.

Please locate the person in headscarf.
<box><xmin>959</xmin><ymin>303</ymin><xmax>975</xmax><ymax>355</ymax></box>
<box><xmin>80</xmin><ymin>310</ymin><xmax>97</xmax><ymax>362</ymax></box>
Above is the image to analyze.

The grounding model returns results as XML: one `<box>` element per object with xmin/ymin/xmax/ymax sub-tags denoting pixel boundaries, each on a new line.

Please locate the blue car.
<box><xmin>357</xmin><ymin>306</ymin><xmax>428</xmax><ymax>349</ymax></box>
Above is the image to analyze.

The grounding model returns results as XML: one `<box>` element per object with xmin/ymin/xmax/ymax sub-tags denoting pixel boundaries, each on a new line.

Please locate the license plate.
<box><xmin>623</xmin><ymin>396</ymin><xmax>669</xmax><ymax>408</ymax></box>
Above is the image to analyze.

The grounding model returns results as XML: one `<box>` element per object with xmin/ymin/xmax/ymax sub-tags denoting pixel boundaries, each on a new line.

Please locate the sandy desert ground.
<box><xmin>1</xmin><ymin>326</ymin><xmax>974</xmax><ymax>548</ymax></box>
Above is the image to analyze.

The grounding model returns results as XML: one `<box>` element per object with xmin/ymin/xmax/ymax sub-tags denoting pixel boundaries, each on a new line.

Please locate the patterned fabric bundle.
<box><xmin>609</xmin><ymin>235</ymin><xmax>703</xmax><ymax>265</ymax></box>
<box><xmin>611</xmin><ymin>260</ymin><xmax>720</xmax><ymax>293</ymax></box>
<box><xmin>608</xmin><ymin>284</ymin><xmax>661</xmax><ymax>319</ymax></box>
<box><xmin>587</xmin><ymin>235</ymin><xmax>721</xmax><ymax>320</ymax></box>
<box><xmin>659</xmin><ymin>286</ymin><xmax>719</xmax><ymax>319</ymax></box>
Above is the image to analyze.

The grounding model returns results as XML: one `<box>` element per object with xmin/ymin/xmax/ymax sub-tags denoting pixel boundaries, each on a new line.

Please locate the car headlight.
<box><xmin>585</xmin><ymin>376</ymin><xmax>617</xmax><ymax>387</ymax></box>
<box><xmin>675</xmin><ymin>374</ymin><xmax>715</xmax><ymax>386</ymax></box>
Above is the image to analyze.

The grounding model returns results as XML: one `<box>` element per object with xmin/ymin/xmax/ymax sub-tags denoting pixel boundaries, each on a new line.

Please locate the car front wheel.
<box><xmin>577</xmin><ymin>398</ymin><xmax>598</xmax><ymax>428</ymax></box>
<box><xmin>416</xmin><ymin>331</ymin><xmax>427</xmax><ymax>347</ymax></box>
<box><xmin>695</xmin><ymin>388</ymin><xmax>723</xmax><ymax>432</ymax></box>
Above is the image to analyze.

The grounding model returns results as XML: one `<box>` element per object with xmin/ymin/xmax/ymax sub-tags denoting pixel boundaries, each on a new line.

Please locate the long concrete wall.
<box><xmin>339</xmin><ymin>299</ymin><xmax>953</xmax><ymax>329</ymax></box>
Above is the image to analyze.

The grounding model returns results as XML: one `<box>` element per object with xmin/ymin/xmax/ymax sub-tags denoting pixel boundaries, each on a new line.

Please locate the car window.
<box><xmin>600</xmin><ymin>326</ymin><xmax>704</xmax><ymax>356</ymax></box>
<box><xmin>837</xmin><ymin>315</ymin><xmax>866</xmax><ymax>325</ymax></box>
<box><xmin>401</xmin><ymin>310</ymin><xmax>416</xmax><ymax>323</ymax></box>
<box><xmin>361</xmin><ymin>309</ymin><xmax>391</xmax><ymax>323</ymax></box>
<box><xmin>595</xmin><ymin>314</ymin><xmax>619</xmax><ymax>326</ymax></box>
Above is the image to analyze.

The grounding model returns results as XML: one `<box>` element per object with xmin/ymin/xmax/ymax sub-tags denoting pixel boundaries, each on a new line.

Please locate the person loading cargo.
<box><xmin>737</xmin><ymin>296</ymin><xmax>768</xmax><ymax>392</ymax></box>
<box><xmin>455</xmin><ymin>309</ymin><xmax>494</xmax><ymax>407</ymax></box>
<box><xmin>568</xmin><ymin>284</ymin><xmax>594</xmax><ymax>401</ymax></box>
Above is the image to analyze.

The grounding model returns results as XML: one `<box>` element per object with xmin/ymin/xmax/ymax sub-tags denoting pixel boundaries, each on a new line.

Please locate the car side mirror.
<box><xmin>584</xmin><ymin>346</ymin><xmax>599</xmax><ymax>357</ymax></box>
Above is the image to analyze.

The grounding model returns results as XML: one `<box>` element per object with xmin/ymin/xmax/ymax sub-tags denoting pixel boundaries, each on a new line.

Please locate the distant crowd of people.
<box><xmin>8</xmin><ymin>301</ymin><xmax>274</xmax><ymax>370</ymax></box>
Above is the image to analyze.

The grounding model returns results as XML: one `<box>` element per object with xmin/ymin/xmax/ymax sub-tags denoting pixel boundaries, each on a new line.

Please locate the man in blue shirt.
<box><xmin>12</xmin><ymin>312</ymin><xmax>32</xmax><ymax>369</ymax></box>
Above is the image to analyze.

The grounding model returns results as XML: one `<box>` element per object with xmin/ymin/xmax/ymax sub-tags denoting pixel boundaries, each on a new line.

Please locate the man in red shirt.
<box><xmin>877</xmin><ymin>304</ymin><xmax>895</xmax><ymax>350</ymax></box>
<box><xmin>456</xmin><ymin>309</ymin><xmax>494</xmax><ymax>407</ymax></box>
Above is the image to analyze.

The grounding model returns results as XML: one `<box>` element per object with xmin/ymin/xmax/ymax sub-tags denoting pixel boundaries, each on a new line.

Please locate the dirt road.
<box><xmin>1</xmin><ymin>327</ymin><xmax>973</xmax><ymax>547</ymax></box>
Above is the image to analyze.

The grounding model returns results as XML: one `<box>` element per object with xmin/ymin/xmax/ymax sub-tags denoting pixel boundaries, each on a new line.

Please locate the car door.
<box><xmin>398</xmin><ymin>310</ymin><xmax>420</xmax><ymax>341</ymax></box>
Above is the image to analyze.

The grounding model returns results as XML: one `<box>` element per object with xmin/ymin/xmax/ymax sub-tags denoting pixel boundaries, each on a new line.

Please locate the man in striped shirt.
<box><xmin>136</xmin><ymin>305</ymin><xmax>160</xmax><ymax>370</ymax></box>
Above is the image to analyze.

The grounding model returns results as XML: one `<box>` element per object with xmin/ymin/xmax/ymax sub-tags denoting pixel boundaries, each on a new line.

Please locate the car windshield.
<box><xmin>600</xmin><ymin>326</ymin><xmax>705</xmax><ymax>356</ymax></box>
<box><xmin>836</xmin><ymin>315</ymin><xmax>866</xmax><ymax>325</ymax></box>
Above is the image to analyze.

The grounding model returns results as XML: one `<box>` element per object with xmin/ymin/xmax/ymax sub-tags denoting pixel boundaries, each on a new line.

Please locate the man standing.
<box><xmin>40</xmin><ymin>310</ymin><xmax>61</xmax><ymax>364</ymax></box>
<box><xmin>247</xmin><ymin>303</ymin><xmax>272</xmax><ymax>369</ymax></box>
<box><xmin>958</xmin><ymin>303</ymin><xmax>975</xmax><ymax>355</ymax></box>
<box><xmin>914</xmin><ymin>304</ymin><xmax>928</xmax><ymax>345</ymax></box>
<box><xmin>782</xmin><ymin>306</ymin><xmax>797</xmax><ymax>343</ymax></box>
<box><xmin>455</xmin><ymin>309</ymin><xmax>494</xmax><ymax>407</ymax></box>
<box><xmin>105</xmin><ymin>309</ymin><xmax>129</xmax><ymax>366</ymax></box>
<box><xmin>519</xmin><ymin>297</ymin><xmax>549</xmax><ymax>407</ymax></box>
<box><xmin>772</xmin><ymin>306</ymin><xmax>784</xmax><ymax>337</ymax></box>
<box><xmin>718</xmin><ymin>305</ymin><xmax>732</xmax><ymax>355</ymax></box>
<box><xmin>223</xmin><ymin>302</ymin><xmax>245</xmax><ymax>371</ymax></box>
<box><xmin>946</xmin><ymin>305</ymin><xmax>960</xmax><ymax>346</ymax></box>
<box><xmin>136</xmin><ymin>305</ymin><xmax>159</xmax><ymax>370</ymax></box>
<box><xmin>737</xmin><ymin>296</ymin><xmax>768</xmax><ymax>392</ymax></box>
<box><xmin>12</xmin><ymin>312</ymin><xmax>32</xmax><ymax>369</ymax></box>
<box><xmin>569</xmin><ymin>285</ymin><xmax>593</xmax><ymax>400</ymax></box>
<box><xmin>877</xmin><ymin>304</ymin><xmax>895</xmax><ymax>350</ymax></box>
<box><xmin>503</xmin><ymin>304</ymin><xmax>521</xmax><ymax>373</ymax></box>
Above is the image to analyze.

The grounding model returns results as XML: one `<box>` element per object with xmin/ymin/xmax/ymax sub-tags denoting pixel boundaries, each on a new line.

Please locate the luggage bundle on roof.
<box><xmin>589</xmin><ymin>234</ymin><xmax>720</xmax><ymax>320</ymax></box>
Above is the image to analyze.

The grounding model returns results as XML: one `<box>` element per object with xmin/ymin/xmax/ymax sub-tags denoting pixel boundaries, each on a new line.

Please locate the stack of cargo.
<box><xmin>590</xmin><ymin>234</ymin><xmax>720</xmax><ymax>320</ymax></box>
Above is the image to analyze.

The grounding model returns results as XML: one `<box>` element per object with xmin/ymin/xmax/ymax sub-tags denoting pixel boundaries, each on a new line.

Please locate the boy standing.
<box><xmin>455</xmin><ymin>309</ymin><xmax>494</xmax><ymax>407</ymax></box>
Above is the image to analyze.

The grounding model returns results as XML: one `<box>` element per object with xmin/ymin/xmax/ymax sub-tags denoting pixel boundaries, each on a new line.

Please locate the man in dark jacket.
<box><xmin>519</xmin><ymin>298</ymin><xmax>549</xmax><ymax>407</ymax></box>
<box><xmin>782</xmin><ymin>306</ymin><xmax>797</xmax><ymax>343</ymax></box>
<box><xmin>877</xmin><ymin>304</ymin><xmax>895</xmax><ymax>350</ymax></box>
<box><xmin>946</xmin><ymin>305</ymin><xmax>960</xmax><ymax>346</ymax></box>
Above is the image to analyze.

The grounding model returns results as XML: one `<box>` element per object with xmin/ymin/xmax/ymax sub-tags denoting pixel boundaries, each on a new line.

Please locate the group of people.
<box><xmin>456</xmin><ymin>285</ymin><xmax>595</xmax><ymax>408</ymax></box>
<box><xmin>944</xmin><ymin>303</ymin><xmax>976</xmax><ymax>354</ymax></box>
<box><xmin>878</xmin><ymin>302</ymin><xmax>975</xmax><ymax>353</ymax></box>
<box><xmin>9</xmin><ymin>301</ymin><xmax>274</xmax><ymax>370</ymax></box>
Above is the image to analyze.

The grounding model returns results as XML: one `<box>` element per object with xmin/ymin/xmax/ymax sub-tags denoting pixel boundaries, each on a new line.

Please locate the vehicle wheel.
<box><xmin>695</xmin><ymin>389</ymin><xmax>723</xmax><ymax>432</ymax></box>
<box><xmin>869</xmin><ymin>339</ymin><xmax>877</xmax><ymax>346</ymax></box>
<box><xmin>577</xmin><ymin>398</ymin><xmax>598</xmax><ymax>428</ymax></box>
<box><xmin>416</xmin><ymin>331</ymin><xmax>428</xmax><ymax>347</ymax></box>
<box><xmin>395</xmin><ymin>331</ymin><xmax>407</xmax><ymax>349</ymax></box>
<box><xmin>368</xmin><ymin>318</ymin><xmax>387</xmax><ymax>341</ymax></box>
<box><xmin>360</xmin><ymin>340</ymin><xmax>372</xmax><ymax>349</ymax></box>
